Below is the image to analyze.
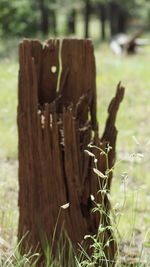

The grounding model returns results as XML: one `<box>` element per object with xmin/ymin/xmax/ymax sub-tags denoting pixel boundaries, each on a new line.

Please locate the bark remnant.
<box><xmin>18</xmin><ymin>38</ymin><xmax>124</xmax><ymax>266</ymax></box>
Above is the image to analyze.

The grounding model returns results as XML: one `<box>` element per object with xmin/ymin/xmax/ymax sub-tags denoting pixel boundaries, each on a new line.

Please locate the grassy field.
<box><xmin>96</xmin><ymin>44</ymin><xmax>150</xmax><ymax>265</ymax></box>
<box><xmin>0</xmin><ymin>38</ymin><xmax>150</xmax><ymax>265</ymax></box>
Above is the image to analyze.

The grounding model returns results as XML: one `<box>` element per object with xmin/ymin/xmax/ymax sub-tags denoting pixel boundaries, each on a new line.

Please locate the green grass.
<box><xmin>0</xmin><ymin>39</ymin><xmax>150</xmax><ymax>265</ymax></box>
<box><xmin>0</xmin><ymin>48</ymin><xmax>18</xmax><ymax>247</ymax></box>
<box><xmin>96</xmin><ymin>43</ymin><xmax>150</xmax><ymax>264</ymax></box>
<box><xmin>0</xmin><ymin>54</ymin><xmax>18</xmax><ymax>158</ymax></box>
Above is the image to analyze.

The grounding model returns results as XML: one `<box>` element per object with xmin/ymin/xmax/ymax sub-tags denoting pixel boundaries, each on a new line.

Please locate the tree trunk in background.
<box><xmin>109</xmin><ymin>2</ymin><xmax>129</xmax><ymax>37</ymax></box>
<box><xmin>50</xmin><ymin>0</ymin><xmax>57</xmax><ymax>36</ymax></box>
<box><xmin>109</xmin><ymin>1</ymin><xmax>119</xmax><ymax>36</ymax></box>
<box><xmin>117</xmin><ymin>7</ymin><xmax>128</xmax><ymax>33</ymax></box>
<box><xmin>68</xmin><ymin>9</ymin><xmax>76</xmax><ymax>35</ymax></box>
<box><xmin>50</xmin><ymin>9</ymin><xmax>57</xmax><ymax>36</ymax></box>
<box><xmin>84</xmin><ymin>0</ymin><xmax>91</xmax><ymax>38</ymax></box>
<box><xmin>97</xmin><ymin>3</ymin><xmax>107</xmax><ymax>41</ymax></box>
<box><xmin>38</xmin><ymin>0</ymin><xmax>49</xmax><ymax>35</ymax></box>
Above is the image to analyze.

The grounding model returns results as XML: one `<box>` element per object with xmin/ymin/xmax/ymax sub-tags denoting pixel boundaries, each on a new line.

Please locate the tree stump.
<box><xmin>17</xmin><ymin>38</ymin><xmax>124</xmax><ymax>266</ymax></box>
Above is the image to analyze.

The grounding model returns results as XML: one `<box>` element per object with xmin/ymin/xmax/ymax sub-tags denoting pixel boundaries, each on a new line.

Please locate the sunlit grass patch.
<box><xmin>0</xmin><ymin>59</ymin><xmax>18</xmax><ymax>159</ymax></box>
<box><xmin>0</xmin><ymin>159</ymin><xmax>18</xmax><ymax>246</ymax></box>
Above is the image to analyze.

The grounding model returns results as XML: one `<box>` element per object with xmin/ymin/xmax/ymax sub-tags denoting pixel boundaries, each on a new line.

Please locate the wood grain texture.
<box><xmin>18</xmin><ymin>38</ymin><xmax>124</xmax><ymax>266</ymax></box>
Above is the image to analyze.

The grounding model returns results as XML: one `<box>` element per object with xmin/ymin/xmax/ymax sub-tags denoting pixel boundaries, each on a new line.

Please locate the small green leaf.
<box><xmin>84</xmin><ymin>150</ymin><xmax>95</xmax><ymax>157</ymax></box>
<box><xmin>137</xmin><ymin>153</ymin><xmax>144</xmax><ymax>158</ymax></box>
<box><xmin>93</xmin><ymin>168</ymin><xmax>107</xmax><ymax>178</ymax></box>
<box><xmin>61</xmin><ymin>203</ymin><xmax>70</xmax><ymax>209</ymax></box>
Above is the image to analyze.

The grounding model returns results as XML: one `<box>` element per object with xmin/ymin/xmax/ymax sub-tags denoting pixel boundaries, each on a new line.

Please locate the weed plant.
<box><xmin>0</xmin><ymin>145</ymin><xmax>150</xmax><ymax>266</ymax></box>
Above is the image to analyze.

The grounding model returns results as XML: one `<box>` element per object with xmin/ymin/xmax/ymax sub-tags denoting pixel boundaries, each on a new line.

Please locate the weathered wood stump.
<box><xmin>18</xmin><ymin>38</ymin><xmax>124</xmax><ymax>266</ymax></box>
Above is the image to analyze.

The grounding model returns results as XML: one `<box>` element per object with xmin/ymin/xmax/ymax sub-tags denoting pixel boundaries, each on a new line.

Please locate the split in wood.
<box><xmin>18</xmin><ymin>38</ymin><xmax>124</xmax><ymax>266</ymax></box>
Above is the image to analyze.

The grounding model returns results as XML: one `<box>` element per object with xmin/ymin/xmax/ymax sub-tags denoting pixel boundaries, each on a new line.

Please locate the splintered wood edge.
<box><xmin>102</xmin><ymin>82</ymin><xmax>125</xmax><ymax>142</ymax></box>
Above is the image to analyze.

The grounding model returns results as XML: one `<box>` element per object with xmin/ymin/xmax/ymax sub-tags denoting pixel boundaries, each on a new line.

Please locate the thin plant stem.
<box><xmin>51</xmin><ymin>207</ymin><xmax>61</xmax><ymax>259</ymax></box>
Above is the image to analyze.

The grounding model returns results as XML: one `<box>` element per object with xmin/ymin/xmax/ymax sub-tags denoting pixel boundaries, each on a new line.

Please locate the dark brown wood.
<box><xmin>18</xmin><ymin>38</ymin><xmax>124</xmax><ymax>266</ymax></box>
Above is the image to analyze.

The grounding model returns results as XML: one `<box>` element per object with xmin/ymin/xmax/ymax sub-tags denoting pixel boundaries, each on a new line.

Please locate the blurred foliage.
<box><xmin>0</xmin><ymin>0</ymin><xmax>40</xmax><ymax>37</ymax></box>
<box><xmin>0</xmin><ymin>0</ymin><xmax>150</xmax><ymax>38</ymax></box>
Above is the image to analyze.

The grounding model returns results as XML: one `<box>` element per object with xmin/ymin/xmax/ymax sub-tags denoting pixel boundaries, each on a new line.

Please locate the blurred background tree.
<box><xmin>0</xmin><ymin>0</ymin><xmax>150</xmax><ymax>39</ymax></box>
